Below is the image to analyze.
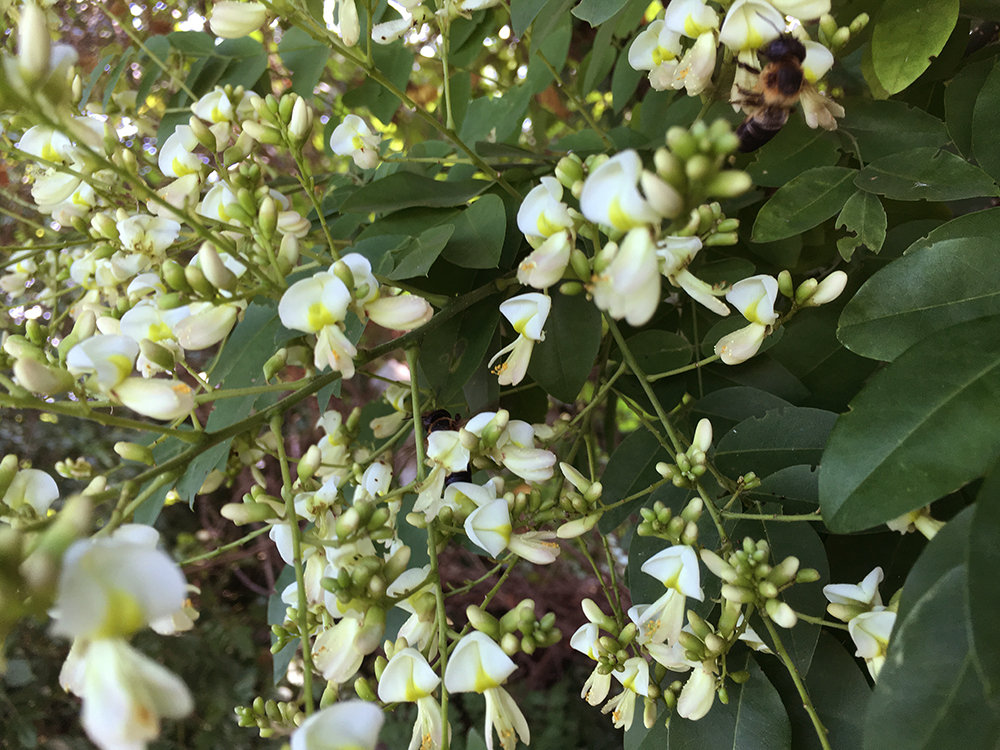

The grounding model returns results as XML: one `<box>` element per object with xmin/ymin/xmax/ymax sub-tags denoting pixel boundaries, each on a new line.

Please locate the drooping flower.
<box><xmin>517</xmin><ymin>177</ymin><xmax>575</xmax><ymax>242</ymax></box>
<box><xmin>589</xmin><ymin>228</ymin><xmax>661</xmax><ymax>326</ymax></box>
<box><xmin>330</xmin><ymin>114</ymin><xmax>380</xmax><ymax>168</ymax></box>
<box><xmin>488</xmin><ymin>293</ymin><xmax>551</xmax><ymax>387</ymax></box>
<box><xmin>823</xmin><ymin>567</ymin><xmax>884</xmax><ymax>622</ymax></box>
<box><xmin>290</xmin><ymin>700</ymin><xmax>385</xmax><ymax>750</ymax></box>
<box><xmin>628</xmin><ymin>21</ymin><xmax>683</xmax><ymax>92</ymax></box>
<box><xmin>630</xmin><ymin>545</ymin><xmax>704</xmax><ymax>645</ymax></box>
<box><xmin>378</xmin><ymin>648</ymin><xmax>447</xmax><ymax>750</ymax></box>
<box><xmin>517</xmin><ymin>230</ymin><xmax>572</xmax><ymax>290</ymax></box>
<box><xmin>676</xmin><ymin>660</ymin><xmax>718</xmax><ymax>720</ymax></box>
<box><xmin>580</xmin><ymin>151</ymin><xmax>662</xmax><ymax>231</ymax></box>
<box><xmin>602</xmin><ymin>657</ymin><xmax>649</xmax><ymax>730</ymax></box>
<box><xmin>209</xmin><ymin>1</ymin><xmax>267</xmax><ymax>38</ymax></box>
<box><xmin>848</xmin><ymin>610</ymin><xmax>896</xmax><ymax>681</ymax></box>
<box><xmin>714</xmin><ymin>274</ymin><xmax>779</xmax><ymax>365</ymax></box>
<box><xmin>570</xmin><ymin>622</ymin><xmax>612</xmax><ymax>705</ymax></box>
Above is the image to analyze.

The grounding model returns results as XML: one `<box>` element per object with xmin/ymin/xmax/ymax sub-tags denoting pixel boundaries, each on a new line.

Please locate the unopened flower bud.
<box><xmin>258</xmin><ymin>195</ymin><xmax>277</xmax><ymax>239</ymax></box>
<box><xmin>555</xmin><ymin>154</ymin><xmax>584</xmax><ymax>188</ymax></box>
<box><xmin>185</xmin><ymin>264</ymin><xmax>216</xmax><ymax>297</ymax></box>
<box><xmin>297</xmin><ymin>444</ymin><xmax>321</xmax><ymax>481</ymax></box>
<box><xmin>557</xmin><ymin>512</ymin><xmax>600</xmax><ymax>538</ymax></box>
<box><xmin>766</xmin><ymin>598</ymin><xmax>797</xmax><ymax>628</ymax></box>
<box><xmin>706</xmin><ymin>170</ymin><xmax>752</xmax><ymax>198</ymax></box>
<box><xmin>220</xmin><ymin>502</ymin><xmax>279</xmax><ymax>524</ymax></box>
<box><xmin>223</xmin><ymin>131</ymin><xmax>255</xmax><ymax>165</ymax></box>
<box><xmin>767</xmin><ymin>556</ymin><xmax>800</xmax><ymax>587</ymax></box>
<box><xmin>804</xmin><ymin>270</ymin><xmax>848</xmax><ymax>307</ymax></box>
<box><xmin>277</xmin><ymin>233</ymin><xmax>300</xmax><ymax>275</ymax></box>
<box><xmin>850</xmin><ymin>12</ymin><xmax>869</xmax><ymax>34</ymax></box>
<box><xmin>288</xmin><ymin>97</ymin><xmax>313</xmax><ymax>144</ymax></box>
<box><xmin>831</xmin><ymin>26</ymin><xmax>851</xmax><ymax>50</ymax></box>
<box><xmin>501</xmin><ymin>632</ymin><xmax>520</xmax><ymax>656</ymax></box>
<box><xmin>114</xmin><ymin>441</ymin><xmax>155</xmax><ymax>465</ymax></box>
<box><xmin>666</xmin><ymin>127</ymin><xmax>698</xmax><ymax>160</ymax></box>
<box><xmin>139</xmin><ymin>339</ymin><xmax>176</xmax><ymax>371</ymax></box>
<box><xmin>640</xmin><ymin>171</ymin><xmax>683</xmax><ymax>219</ymax></box>
<box><xmin>17</xmin><ymin>3</ymin><xmax>52</xmax><ymax>83</ymax></box>
<box><xmin>209</xmin><ymin>1</ymin><xmax>267</xmax><ymax>38</ymax></box>
<box><xmin>198</xmin><ymin>242</ymin><xmax>238</xmax><ymax>291</ymax></box>
<box><xmin>13</xmin><ymin>357</ymin><xmax>74</xmax><ymax>395</ymax></box>
<box><xmin>794</xmin><ymin>277</ymin><xmax>819</xmax><ymax>305</ymax></box>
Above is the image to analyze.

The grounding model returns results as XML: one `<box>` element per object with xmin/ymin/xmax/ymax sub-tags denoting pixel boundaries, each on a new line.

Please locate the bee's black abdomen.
<box><xmin>737</xmin><ymin>107</ymin><xmax>790</xmax><ymax>152</ymax></box>
<box><xmin>444</xmin><ymin>470</ymin><xmax>473</xmax><ymax>487</ymax></box>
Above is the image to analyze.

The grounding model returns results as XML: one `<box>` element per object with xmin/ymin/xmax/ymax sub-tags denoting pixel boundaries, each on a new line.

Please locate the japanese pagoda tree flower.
<box><xmin>66</xmin><ymin>334</ymin><xmax>139</xmax><ymax>392</ymax></box>
<box><xmin>628</xmin><ymin>21</ymin><xmax>683</xmax><ymax>91</ymax></box>
<box><xmin>311</xmin><ymin>616</ymin><xmax>368</xmax><ymax>683</ymax></box>
<box><xmin>377</xmin><ymin>647</ymin><xmax>447</xmax><ymax>750</ymax></box>
<box><xmin>517</xmin><ymin>230</ymin><xmax>572</xmax><ymax>290</ymax></box>
<box><xmin>848</xmin><ymin>609</ymin><xmax>896</xmax><ymax>680</ymax></box>
<box><xmin>1</xmin><ymin>467</ymin><xmax>59</xmax><ymax>518</ymax></box>
<box><xmin>670</xmin><ymin>30</ymin><xmax>718</xmax><ymax>96</ymax></box>
<box><xmin>464</xmin><ymin>497</ymin><xmax>512</xmax><ymax>558</ymax></box>
<box><xmin>444</xmin><ymin>631</ymin><xmax>530</xmax><ymax>750</ymax></box>
<box><xmin>191</xmin><ymin>87</ymin><xmax>235</xmax><ymax>124</ymax></box>
<box><xmin>631</xmin><ymin>544</ymin><xmax>704</xmax><ymax>645</ymax></box>
<box><xmin>173</xmin><ymin>301</ymin><xmax>242</xmax><ymax>350</ymax></box>
<box><xmin>886</xmin><ymin>506</ymin><xmax>945</xmax><ymax>539</ymax></box>
<box><xmin>51</xmin><ymin>525</ymin><xmax>187</xmax><ymax>641</ymax></box>
<box><xmin>488</xmin><ymin>293</ymin><xmax>551</xmax><ymax>386</ymax></box>
<box><xmin>113</xmin><ymin>377</ymin><xmax>195</xmax><ymax>421</ymax></box>
<box><xmin>769</xmin><ymin>0</ymin><xmax>831</xmax><ymax>20</ymax></box>
<box><xmin>656</xmin><ymin>235</ymin><xmax>730</xmax><ymax>316</ymax></box>
<box><xmin>18</xmin><ymin>124</ymin><xmax>74</xmax><ymax>163</ymax></box>
<box><xmin>365</xmin><ymin>292</ymin><xmax>434</xmax><ymax>331</ymax></box>
<box><xmin>507</xmin><ymin>530</ymin><xmax>560</xmax><ymax>564</ymax></box>
<box><xmin>823</xmin><ymin>567</ymin><xmax>884</xmax><ymax>622</ymax></box>
<box><xmin>67</xmin><ymin>638</ymin><xmax>194</xmax><ymax>750</ymax></box>
<box><xmin>663</xmin><ymin>0</ymin><xmax>719</xmax><ymax>37</ymax></box>
<box><xmin>517</xmin><ymin>176</ymin><xmax>575</xmax><ymax>243</ymax></box>
<box><xmin>676</xmin><ymin>660</ymin><xmax>718</xmax><ymax>720</ymax></box>
<box><xmin>198</xmin><ymin>182</ymin><xmax>241</xmax><ymax>226</ymax></box>
<box><xmin>290</xmin><ymin>700</ymin><xmax>385</xmax><ymax>750</ymax></box>
<box><xmin>719</xmin><ymin>0</ymin><xmax>784</xmax><ymax>51</ymax></box>
<box><xmin>277</xmin><ymin>271</ymin><xmax>357</xmax><ymax>377</ymax></box>
<box><xmin>209</xmin><ymin>1</ymin><xmax>268</xmax><ymax>38</ymax></box>
<box><xmin>386</xmin><ymin>565</ymin><xmax>437</xmax><ymax>652</ymax></box>
<box><xmin>590</xmin><ymin>228</ymin><xmax>661</xmax><ymax>326</ymax></box>
<box><xmin>324</xmin><ymin>0</ymin><xmax>361</xmax><ymax>45</ymax></box>
<box><xmin>580</xmin><ymin>151</ymin><xmax>662</xmax><ymax>231</ymax></box>
<box><xmin>157</xmin><ymin>125</ymin><xmax>202</xmax><ymax>179</ymax></box>
<box><xmin>570</xmin><ymin>622</ymin><xmax>612</xmax><ymax>705</ymax></box>
<box><xmin>330</xmin><ymin>114</ymin><xmax>380</xmax><ymax>168</ymax></box>
<box><xmin>713</xmin><ymin>274</ymin><xmax>779</xmax><ymax>365</ymax></box>
<box><xmin>414</xmin><ymin>429</ymin><xmax>471</xmax><ymax>519</ymax></box>
<box><xmin>602</xmin><ymin>656</ymin><xmax>649</xmax><ymax>730</ymax></box>
<box><xmin>117</xmin><ymin>214</ymin><xmax>181</xmax><ymax>263</ymax></box>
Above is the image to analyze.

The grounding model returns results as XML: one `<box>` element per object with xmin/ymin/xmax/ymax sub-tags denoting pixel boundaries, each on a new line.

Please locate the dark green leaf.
<box><xmin>747</xmin><ymin>465</ymin><xmax>819</xmax><ymax>513</ymax></box>
<box><xmin>511</xmin><ymin>0</ymin><xmax>550</xmax><ymax>37</ymax></box>
<box><xmin>715</xmin><ymin>408</ymin><xmax>837</xmax><ymax>480</ymax></box>
<box><xmin>174</xmin><ymin>441</ymin><xmax>232</xmax><ymax>507</ymax></box>
<box><xmin>973</xmin><ymin>57</ymin><xmax>1000</xmax><ymax>183</ymax></box>
<box><xmin>612</xmin><ymin>46</ymin><xmax>643</xmax><ymax>112</ymax></box>
<box><xmin>838</xmin><ymin>237</ymin><xmax>1000</xmax><ymax>362</ymax></box>
<box><xmin>947</xmin><ymin>56</ymin><xmax>997</xmax><ymax>158</ymax></box>
<box><xmin>840</xmin><ymin>100</ymin><xmax>950</xmax><ymax>162</ymax></box>
<box><xmin>896</xmin><ymin>505</ymin><xmax>971</xmax><ymax>625</ymax></box>
<box><xmin>864</xmin><ymin>565</ymin><xmax>1000</xmax><ymax>749</ymax></box>
<box><xmin>530</xmin><ymin>0</ymin><xmax>576</xmax><ymax>54</ymax></box>
<box><xmin>341</xmin><ymin>43</ymin><xmax>414</xmax><ymax>123</ymax></box>
<box><xmin>668</xmin><ymin>652</ymin><xmax>791</xmax><ymax>749</ymax></box>
<box><xmin>854</xmin><ymin>147</ymin><xmax>998</xmax><ymax>201</ymax></box>
<box><xmin>278</xmin><ymin>27</ymin><xmax>331</xmax><ymax>97</ymax></box>
<box><xmin>968</xmin><ymin>467</ymin><xmax>1000</xmax><ymax>695</ymax></box>
<box><xmin>527</xmin><ymin>288</ymin><xmax>601</xmax><ymax>402</ymax></box>
<box><xmin>418</xmin><ymin>296</ymin><xmax>502</xmax><ymax>401</ymax></box>
<box><xmin>341</xmin><ymin>173</ymin><xmax>491</xmax><ymax>213</ymax></box>
<box><xmin>460</xmin><ymin>85</ymin><xmax>535</xmax><ymax>147</ymax></box>
<box><xmin>440</xmin><ymin>195</ymin><xmax>506</xmax><ymax>269</ymax></box>
<box><xmin>168</xmin><ymin>30</ymin><xmax>216</xmax><ymax>55</ymax></box>
<box><xmin>690</xmin><ymin>387</ymin><xmax>792</xmax><ymax>435</ymax></box>
<box><xmin>581</xmin><ymin>22</ymin><xmax>617</xmax><ymax>93</ymax></box>
<box><xmin>598</xmin><ymin>428</ymin><xmax>670</xmax><ymax>533</ymax></box>
<box><xmin>751</xmin><ymin>167</ymin><xmax>858</xmax><ymax>243</ymax></box>
<box><xmin>387</xmin><ymin>226</ymin><xmax>455</xmax><ymax>279</ymax></box>
<box><xmin>746</xmin><ymin>120</ymin><xmax>842</xmax><ymax>187</ymax></box>
<box><xmin>350</xmin><ymin>234</ymin><xmax>409</xmax><ymax>276</ymax></box>
<box><xmin>870</xmin><ymin>0</ymin><xmax>959</xmax><ymax>94</ymax></box>
<box><xmin>571</xmin><ymin>0</ymin><xmax>629</xmax><ymax>27</ymax></box>
<box><xmin>820</xmin><ymin>317</ymin><xmax>1000</xmax><ymax>533</ymax></box>
<box><xmin>136</xmin><ymin>36</ymin><xmax>170</xmax><ymax>106</ymax></box>
<box><xmin>102</xmin><ymin>49</ymin><xmax>133</xmax><ymax>112</ymax></box>
<box><xmin>836</xmin><ymin>191</ymin><xmax>886</xmax><ymax>260</ymax></box>
<box><xmin>906</xmin><ymin>205</ymin><xmax>1000</xmax><ymax>255</ymax></box>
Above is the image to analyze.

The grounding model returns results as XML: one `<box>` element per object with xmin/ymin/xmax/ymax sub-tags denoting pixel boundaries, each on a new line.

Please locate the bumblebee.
<box><xmin>733</xmin><ymin>34</ymin><xmax>808</xmax><ymax>153</ymax></box>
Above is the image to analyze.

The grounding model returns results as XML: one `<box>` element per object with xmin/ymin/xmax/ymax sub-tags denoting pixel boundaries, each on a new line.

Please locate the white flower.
<box><xmin>799</xmin><ymin>85</ymin><xmax>846</xmax><ymax>130</ymax></box>
<box><xmin>68</xmin><ymin>638</ymin><xmax>193</xmax><ymax>750</ymax></box>
<box><xmin>324</xmin><ymin>0</ymin><xmax>361</xmax><ymax>45</ymax></box>
<box><xmin>630</xmin><ymin>545</ymin><xmax>704</xmax><ymax>645</ymax></box>
<box><xmin>676</xmin><ymin>661</ymin><xmax>717</xmax><ymax>720</ymax></box>
<box><xmin>601</xmin><ymin>657</ymin><xmax>649</xmax><ymax>730</ymax></box>
<box><xmin>113</xmin><ymin>377</ymin><xmax>195</xmax><ymax>421</ymax></box>
<box><xmin>365</xmin><ymin>294</ymin><xmax>433</xmax><ymax>331</ymax></box>
<box><xmin>117</xmin><ymin>215</ymin><xmax>181</xmax><ymax>259</ymax></box>
<box><xmin>849</xmin><ymin>610</ymin><xmax>896</xmax><ymax>681</ymax></box>
<box><xmin>517</xmin><ymin>230</ymin><xmax>572</xmax><ymax>290</ymax></box>
<box><xmin>719</xmin><ymin>0</ymin><xmax>784</xmax><ymax>52</ymax></box>
<box><xmin>290</xmin><ymin>700</ymin><xmax>385</xmax><ymax>750</ymax></box>
<box><xmin>714</xmin><ymin>274</ymin><xmax>779</xmax><ymax>364</ymax></box>
<box><xmin>580</xmin><ymin>151</ymin><xmax>662</xmax><ymax>230</ymax></box>
<box><xmin>768</xmin><ymin>0</ymin><xmax>830</xmax><ymax>20</ymax></box>
<box><xmin>663</xmin><ymin>0</ymin><xmax>720</xmax><ymax>37</ymax></box>
<box><xmin>507</xmin><ymin>530</ymin><xmax>560</xmax><ymax>564</ymax></box>
<box><xmin>378</xmin><ymin>649</ymin><xmax>445</xmax><ymax>750</ymax></box>
<box><xmin>192</xmin><ymin>87</ymin><xmax>235</xmax><ymax>123</ymax></box>
<box><xmin>516</xmin><ymin>177</ymin><xmax>575</xmax><ymax>240</ymax></box>
<box><xmin>628</xmin><ymin>21</ymin><xmax>683</xmax><ymax>91</ymax></box>
<box><xmin>330</xmin><ymin>114</ymin><xmax>380</xmax><ymax>168</ymax></box>
<box><xmin>209</xmin><ymin>1</ymin><xmax>267</xmax><ymax>38</ymax></box>
<box><xmin>464</xmin><ymin>498</ymin><xmax>512</xmax><ymax>558</ymax></box>
<box><xmin>590</xmin><ymin>228</ymin><xmax>661</xmax><ymax>326</ymax></box>
<box><xmin>19</xmin><ymin>125</ymin><xmax>74</xmax><ymax>163</ymax></box>
<box><xmin>657</xmin><ymin>235</ymin><xmax>730</xmax><ymax>316</ymax></box>
<box><xmin>312</xmin><ymin>617</ymin><xmax>367</xmax><ymax>683</ymax></box>
<box><xmin>1</xmin><ymin>468</ymin><xmax>59</xmax><ymax>516</ymax></box>
<box><xmin>148</xmin><ymin>174</ymin><xmax>202</xmax><ymax>219</ymax></box>
<box><xmin>173</xmin><ymin>301</ymin><xmax>241</xmax><ymax>350</ymax></box>
<box><xmin>157</xmin><ymin>125</ymin><xmax>202</xmax><ymax>178</ymax></box>
<box><xmin>197</xmin><ymin>182</ymin><xmax>240</xmax><ymax>225</ymax></box>
<box><xmin>488</xmin><ymin>293</ymin><xmax>551</xmax><ymax>386</ymax></box>
<box><xmin>67</xmin><ymin>334</ymin><xmax>139</xmax><ymax>391</ymax></box>
<box><xmin>823</xmin><ymin>567</ymin><xmax>884</xmax><ymax>622</ymax></box>
<box><xmin>670</xmin><ymin>31</ymin><xmax>718</xmax><ymax>96</ymax></box>
<box><xmin>51</xmin><ymin>526</ymin><xmax>187</xmax><ymax>641</ymax></box>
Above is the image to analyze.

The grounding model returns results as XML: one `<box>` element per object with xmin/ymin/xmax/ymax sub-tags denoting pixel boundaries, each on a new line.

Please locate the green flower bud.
<box><xmin>184</xmin><ymin>265</ymin><xmax>216</xmax><ymax>298</ymax></box>
<box><xmin>223</xmin><ymin>201</ymin><xmax>254</xmax><ymax>228</ymax></box>
<box><xmin>139</xmin><ymin>339</ymin><xmax>175</xmax><ymax>371</ymax></box>
<box><xmin>277</xmin><ymin>234</ymin><xmax>300</xmax><ymax>276</ymax></box>
<box><xmin>666</xmin><ymin>127</ymin><xmax>698</xmax><ymax>160</ymax></box>
<box><xmin>796</xmin><ymin>568</ymin><xmax>821</xmax><ymax>584</ymax></box>
<box><xmin>188</xmin><ymin>115</ymin><xmax>218</xmax><ymax>152</ymax></box>
<box><xmin>162</xmin><ymin>259</ymin><xmax>192</xmax><ymax>293</ymax></box>
<box><xmin>685</xmin><ymin>154</ymin><xmax>712</xmax><ymax>182</ymax></box>
<box><xmin>555</xmin><ymin>154</ymin><xmax>584</xmax><ymax>188</ymax></box>
<box><xmin>501</xmin><ymin>632</ymin><xmax>520</xmax><ymax>656</ymax></box>
<box><xmin>705</xmin><ymin>170</ymin><xmax>752</xmax><ymax>198</ymax></box>
<box><xmin>220</xmin><ymin>502</ymin><xmax>279</xmax><ymax>524</ymax></box>
<box><xmin>258</xmin><ymin>195</ymin><xmax>278</xmax><ymax>240</ymax></box>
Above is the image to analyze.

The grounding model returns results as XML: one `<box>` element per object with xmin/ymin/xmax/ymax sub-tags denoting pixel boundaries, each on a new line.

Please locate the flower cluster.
<box><xmin>823</xmin><ymin>567</ymin><xmax>897</xmax><ymax>680</ymax></box>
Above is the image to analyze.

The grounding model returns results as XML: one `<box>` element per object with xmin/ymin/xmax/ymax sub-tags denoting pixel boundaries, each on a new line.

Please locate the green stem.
<box><xmin>179</xmin><ymin>526</ymin><xmax>271</xmax><ymax>566</ymax></box>
<box><xmin>646</xmin><ymin>354</ymin><xmax>721</xmax><ymax>382</ymax></box>
<box><xmin>720</xmin><ymin>511</ymin><xmax>823</xmax><ymax>522</ymax></box>
<box><xmin>440</xmin><ymin>17</ymin><xmax>455</xmax><ymax>132</ymax></box>
<box><xmin>533</xmin><ymin>50</ymin><xmax>612</xmax><ymax>150</ymax></box>
<box><xmin>761</xmin><ymin>616</ymin><xmax>832</xmax><ymax>750</ymax></box>
<box><xmin>793</xmin><ymin>611</ymin><xmax>848</xmax><ymax>630</ymax></box>
<box><xmin>271</xmin><ymin>415</ymin><xmax>315</xmax><ymax>715</ymax></box>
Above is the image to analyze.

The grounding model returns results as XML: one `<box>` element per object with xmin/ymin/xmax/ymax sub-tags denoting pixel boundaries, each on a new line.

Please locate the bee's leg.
<box><xmin>737</xmin><ymin>61</ymin><xmax>762</xmax><ymax>74</ymax></box>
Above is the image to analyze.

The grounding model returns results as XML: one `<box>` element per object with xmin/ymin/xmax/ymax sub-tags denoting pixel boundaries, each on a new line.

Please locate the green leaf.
<box><xmin>870</xmin><ymin>0</ymin><xmax>959</xmax><ymax>94</ymax></box>
<box><xmin>598</xmin><ymin>428</ymin><xmax>670</xmax><ymax>533</ymax></box>
<box><xmin>581</xmin><ymin>21</ymin><xmax>617</xmax><ymax>94</ymax></box>
<box><xmin>972</xmin><ymin>57</ymin><xmax>1000</xmax><ymax>183</ymax></box>
<box><xmin>278</xmin><ymin>27</ymin><xmax>331</xmax><ymax>97</ymax></box>
<box><xmin>168</xmin><ymin>30</ymin><xmax>216</xmax><ymax>55</ymax></box>
<box><xmin>102</xmin><ymin>48</ymin><xmax>134</xmax><ymax>112</ymax></box>
<box><xmin>80</xmin><ymin>53</ymin><xmax>114</xmax><ymax>107</ymax></box>
<box><xmin>527</xmin><ymin>288</ymin><xmax>602</xmax><ymax>402</ymax></box>
<box><xmin>136</xmin><ymin>36</ymin><xmax>170</xmax><ymax>107</ymax></box>
<box><xmin>968</xmin><ymin>467</ymin><xmax>1000</xmax><ymax>695</ymax></box>
<box><xmin>440</xmin><ymin>195</ymin><xmax>506</xmax><ymax>269</ymax></box>
<box><xmin>947</xmin><ymin>56</ymin><xmax>997</xmax><ymax>158</ymax></box>
<box><xmin>511</xmin><ymin>0</ymin><xmax>550</xmax><ymax>37</ymax></box>
<box><xmin>668</xmin><ymin>652</ymin><xmax>791</xmax><ymax>748</ymax></box>
<box><xmin>747</xmin><ymin>465</ymin><xmax>819</xmax><ymax>513</ymax></box>
<box><xmin>612</xmin><ymin>46</ymin><xmax>643</xmax><ymax>113</ymax></box>
<box><xmin>387</xmin><ymin>225</ymin><xmax>455</xmax><ymax>279</ymax></box>
<box><xmin>746</xmin><ymin>119</ymin><xmax>842</xmax><ymax>188</ymax></box>
<box><xmin>341</xmin><ymin>173</ymin><xmax>490</xmax><ymax>213</ymax></box>
<box><xmin>690</xmin><ymin>386</ymin><xmax>792</xmax><ymax>435</ymax></box>
<box><xmin>530</xmin><ymin>0</ymin><xmax>576</xmax><ymax>54</ymax></box>
<box><xmin>820</xmin><ymin>316</ymin><xmax>1000</xmax><ymax>533</ymax></box>
<box><xmin>341</xmin><ymin>43</ymin><xmax>414</xmax><ymax>124</ymax></box>
<box><xmin>906</xmin><ymin>205</ymin><xmax>1000</xmax><ymax>255</ymax></box>
<box><xmin>836</xmin><ymin>191</ymin><xmax>887</xmax><ymax>260</ymax></box>
<box><xmin>854</xmin><ymin>147</ymin><xmax>999</xmax><ymax>201</ymax></box>
<box><xmin>838</xmin><ymin>237</ymin><xmax>1000</xmax><ymax>362</ymax></box>
<box><xmin>839</xmin><ymin>100</ymin><xmax>950</xmax><ymax>162</ymax></box>
<box><xmin>864</xmin><ymin>563</ymin><xmax>1000</xmax><ymax>748</ymax></box>
<box><xmin>714</xmin><ymin>408</ymin><xmax>838</xmax><ymax>480</ymax></box>
<box><xmin>571</xmin><ymin>0</ymin><xmax>629</xmax><ymax>27</ymax></box>
<box><xmin>751</xmin><ymin>167</ymin><xmax>858</xmax><ymax>243</ymax></box>
<box><xmin>418</xmin><ymin>296</ymin><xmax>502</xmax><ymax>401</ymax></box>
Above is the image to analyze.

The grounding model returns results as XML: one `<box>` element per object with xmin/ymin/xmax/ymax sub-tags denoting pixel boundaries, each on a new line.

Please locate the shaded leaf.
<box><xmin>747</xmin><ymin>465</ymin><xmax>819</xmax><ymax>513</ymax></box>
<box><xmin>947</xmin><ymin>55</ymin><xmax>997</xmax><ymax>158</ymax></box>
<box><xmin>387</xmin><ymin>225</ymin><xmax>455</xmax><ymax>279</ymax></box>
<box><xmin>968</xmin><ymin>467</ymin><xmax>1000</xmax><ymax>695</ymax></box>
<box><xmin>870</xmin><ymin>0</ymin><xmax>959</xmax><ymax>94</ymax></box>
<box><xmin>752</xmin><ymin>167</ymin><xmax>858</xmax><ymax>243</ymax></box>
<box><xmin>972</xmin><ymin>56</ymin><xmax>1000</xmax><ymax>183</ymax></box>
<box><xmin>419</xmin><ymin>295</ymin><xmax>502</xmax><ymax>401</ymax></box>
<box><xmin>836</xmin><ymin>191</ymin><xmax>887</xmax><ymax>260</ymax></box>
<box><xmin>747</xmin><ymin>120</ymin><xmax>842</xmax><ymax>188</ymax></box>
<box><xmin>598</xmin><ymin>428</ymin><xmax>670</xmax><ymax>533</ymax></box>
<box><xmin>342</xmin><ymin>173</ymin><xmax>491</xmax><ymax>213</ymax></box>
<box><xmin>441</xmin><ymin>194</ymin><xmax>506</xmax><ymax>269</ymax></box>
<box><xmin>511</xmin><ymin>0</ymin><xmax>550</xmax><ymax>37</ymax></box>
<box><xmin>715</xmin><ymin>407</ymin><xmax>838</xmax><ymax>480</ymax></box>
<box><xmin>820</xmin><ymin>317</ymin><xmax>1000</xmax><ymax>533</ymax></box>
<box><xmin>527</xmin><ymin>288</ymin><xmax>601</xmax><ymax>402</ymax></box>
<box><xmin>838</xmin><ymin>237</ymin><xmax>1000</xmax><ymax>362</ymax></box>
<box><xmin>839</xmin><ymin>100</ymin><xmax>949</xmax><ymax>162</ymax></box>
<box><xmin>854</xmin><ymin>147</ymin><xmax>998</xmax><ymax>201</ymax></box>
